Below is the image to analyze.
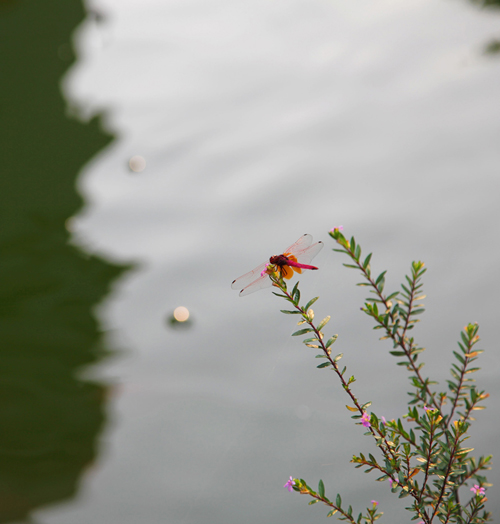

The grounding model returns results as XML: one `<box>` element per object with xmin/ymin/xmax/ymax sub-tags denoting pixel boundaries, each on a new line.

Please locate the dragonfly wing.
<box><xmin>239</xmin><ymin>274</ymin><xmax>273</xmax><ymax>296</ymax></box>
<box><xmin>283</xmin><ymin>234</ymin><xmax>313</xmax><ymax>255</ymax></box>
<box><xmin>231</xmin><ymin>260</ymin><xmax>268</xmax><ymax>290</ymax></box>
<box><xmin>294</xmin><ymin>241</ymin><xmax>324</xmax><ymax>265</ymax></box>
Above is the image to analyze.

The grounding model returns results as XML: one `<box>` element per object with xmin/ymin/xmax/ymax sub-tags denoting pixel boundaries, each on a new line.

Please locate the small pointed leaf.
<box><xmin>317</xmin><ymin>316</ymin><xmax>331</xmax><ymax>331</ymax></box>
<box><xmin>326</xmin><ymin>335</ymin><xmax>338</xmax><ymax>348</ymax></box>
<box><xmin>305</xmin><ymin>297</ymin><xmax>319</xmax><ymax>311</ymax></box>
<box><xmin>292</xmin><ymin>328</ymin><xmax>313</xmax><ymax>337</ymax></box>
<box><xmin>318</xmin><ymin>479</ymin><xmax>325</xmax><ymax>498</ymax></box>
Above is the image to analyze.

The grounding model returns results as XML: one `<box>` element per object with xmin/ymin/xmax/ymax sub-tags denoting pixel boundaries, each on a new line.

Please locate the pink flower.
<box><xmin>284</xmin><ymin>476</ymin><xmax>295</xmax><ymax>492</ymax></box>
<box><xmin>381</xmin><ymin>416</ymin><xmax>386</xmax><ymax>425</ymax></box>
<box><xmin>330</xmin><ymin>225</ymin><xmax>344</xmax><ymax>233</ymax></box>
<box><xmin>424</xmin><ymin>406</ymin><xmax>435</xmax><ymax>412</ymax></box>
<box><xmin>371</xmin><ymin>500</ymin><xmax>378</xmax><ymax>506</ymax></box>
<box><xmin>361</xmin><ymin>412</ymin><xmax>371</xmax><ymax>428</ymax></box>
<box><xmin>260</xmin><ymin>263</ymin><xmax>270</xmax><ymax>277</ymax></box>
<box><xmin>470</xmin><ymin>484</ymin><xmax>485</xmax><ymax>496</ymax></box>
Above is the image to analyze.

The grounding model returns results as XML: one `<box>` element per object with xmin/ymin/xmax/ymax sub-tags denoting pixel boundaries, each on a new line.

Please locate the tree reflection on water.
<box><xmin>0</xmin><ymin>0</ymin><xmax>128</xmax><ymax>521</ymax></box>
<box><xmin>469</xmin><ymin>0</ymin><xmax>500</xmax><ymax>53</ymax></box>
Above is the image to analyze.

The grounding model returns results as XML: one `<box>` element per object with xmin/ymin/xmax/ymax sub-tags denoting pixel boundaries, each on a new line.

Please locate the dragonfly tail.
<box><xmin>286</xmin><ymin>260</ymin><xmax>318</xmax><ymax>270</ymax></box>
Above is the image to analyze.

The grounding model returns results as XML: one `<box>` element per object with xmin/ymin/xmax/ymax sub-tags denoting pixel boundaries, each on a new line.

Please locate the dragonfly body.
<box><xmin>232</xmin><ymin>234</ymin><xmax>323</xmax><ymax>296</ymax></box>
<box><xmin>269</xmin><ymin>254</ymin><xmax>318</xmax><ymax>271</ymax></box>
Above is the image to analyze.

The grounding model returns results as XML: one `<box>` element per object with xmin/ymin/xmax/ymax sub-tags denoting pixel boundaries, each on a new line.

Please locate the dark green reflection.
<box><xmin>0</xmin><ymin>1</ymin><xmax>128</xmax><ymax>521</ymax></box>
<box><xmin>466</xmin><ymin>0</ymin><xmax>500</xmax><ymax>53</ymax></box>
<box><xmin>472</xmin><ymin>0</ymin><xmax>500</xmax><ymax>8</ymax></box>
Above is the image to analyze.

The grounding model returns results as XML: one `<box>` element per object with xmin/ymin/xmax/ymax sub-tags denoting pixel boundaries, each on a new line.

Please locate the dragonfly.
<box><xmin>231</xmin><ymin>234</ymin><xmax>324</xmax><ymax>296</ymax></box>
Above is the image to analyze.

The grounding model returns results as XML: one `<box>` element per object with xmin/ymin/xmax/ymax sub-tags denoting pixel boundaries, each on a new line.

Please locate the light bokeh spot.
<box><xmin>128</xmin><ymin>155</ymin><xmax>146</xmax><ymax>172</ymax></box>
<box><xmin>173</xmin><ymin>306</ymin><xmax>190</xmax><ymax>322</ymax></box>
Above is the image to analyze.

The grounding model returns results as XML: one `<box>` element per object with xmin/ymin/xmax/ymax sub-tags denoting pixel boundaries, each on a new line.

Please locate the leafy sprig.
<box><xmin>261</xmin><ymin>229</ymin><xmax>491</xmax><ymax>523</ymax></box>
<box><xmin>290</xmin><ymin>478</ymin><xmax>383</xmax><ymax>523</ymax></box>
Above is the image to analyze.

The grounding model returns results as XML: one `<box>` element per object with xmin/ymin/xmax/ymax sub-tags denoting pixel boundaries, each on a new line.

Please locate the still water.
<box><xmin>2</xmin><ymin>0</ymin><xmax>500</xmax><ymax>522</ymax></box>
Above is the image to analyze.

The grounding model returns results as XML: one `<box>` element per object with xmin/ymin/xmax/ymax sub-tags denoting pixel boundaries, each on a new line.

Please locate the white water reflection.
<box><xmin>44</xmin><ymin>0</ymin><xmax>500</xmax><ymax>522</ymax></box>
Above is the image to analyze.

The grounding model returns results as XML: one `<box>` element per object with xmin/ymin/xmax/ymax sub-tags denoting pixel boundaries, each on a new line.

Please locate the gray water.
<box><xmin>35</xmin><ymin>0</ymin><xmax>500</xmax><ymax>522</ymax></box>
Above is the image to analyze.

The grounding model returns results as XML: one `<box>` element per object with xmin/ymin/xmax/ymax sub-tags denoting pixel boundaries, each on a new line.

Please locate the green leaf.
<box><xmin>326</xmin><ymin>335</ymin><xmax>338</xmax><ymax>348</ymax></box>
<box><xmin>317</xmin><ymin>362</ymin><xmax>331</xmax><ymax>369</ymax></box>
<box><xmin>291</xmin><ymin>328</ymin><xmax>313</xmax><ymax>336</ymax></box>
<box><xmin>457</xmin><ymin>447</ymin><xmax>474</xmax><ymax>455</ymax></box>
<box><xmin>327</xmin><ymin>509</ymin><xmax>338</xmax><ymax>517</ymax></box>
<box><xmin>318</xmin><ymin>479</ymin><xmax>325</xmax><ymax>498</ymax></box>
<box><xmin>363</xmin><ymin>253</ymin><xmax>372</xmax><ymax>269</ymax></box>
<box><xmin>305</xmin><ymin>297</ymin><xmax>319</xmax><ymax>311</ymax></box>
<box><xmin>317</xmin><ymin>316</ymin><xmax>331</xmax><ymax>331</ymax></box>
<box><xmin>280</xmin><ymin>310</ymin><xmax>301</xmax><ymax>315</ymax></box>
<box><xmin>375</xmin><ymin>271</ymin><xmax>387</xmax><ymax>285</ymax></box>
<box><xmin>336</xmin><ymin>494</ymin><xmax>342</xmax><ymax>507</ymax></box>
<box><xmin>308</xmin><ymin>500</ymin><xmax>319</xmax><ymax>505</ymax></box>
